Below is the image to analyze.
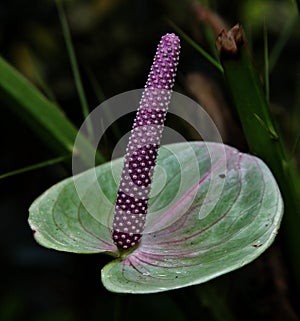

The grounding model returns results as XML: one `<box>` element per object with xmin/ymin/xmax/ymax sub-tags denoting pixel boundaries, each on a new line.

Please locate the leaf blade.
<box><xmin>0</xmin><ymin>55</ymin><xmax>105</xmax><ymax>166</ymax></box>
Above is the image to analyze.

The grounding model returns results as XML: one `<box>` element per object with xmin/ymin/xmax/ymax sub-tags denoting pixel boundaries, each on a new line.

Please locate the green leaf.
<box><xmin>0</xmin><ymin>55</ymin><xmax>105</xmax><ymax>166</ymax></box>
<box><xmin>217</xmin><ymin>26</ymin><xmax>300</xmax><ymax>289</ymax></box>
<box><xmin>28</xmin><ymin>142</ymin><xmax>283</xmax><ymax>293</ymax></box>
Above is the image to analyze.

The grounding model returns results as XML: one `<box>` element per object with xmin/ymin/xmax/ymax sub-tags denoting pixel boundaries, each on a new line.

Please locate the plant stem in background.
<box><xmin>170</xmin><ymin>284</ymin><xmax>236</xmax><ymax>321</ymax></box>
<box><xmin>0</xmin><ymin>155</ymin><xmax>70</xmax><ymax>180</ymax></box>
<box><xmin>194</xmin><ymin>284</ymin><xmax>236</xmax><ymax>321</ymax></box>
<box><xmin>168</xmin><ymin>19</ymin><xmax>224</xmax><ymax>73</ymax></box>
<box><xmin>85</xmin><ymin>66</ymin><xmax>123</xmax><ymax>140</ymax></box>
<box><xmin>55</xmin><ymin>0</ymin><xmax>94</xmax><ymax>141</ymax></box>
<box><xmin>263</xmin><ymin>22</ymin><xmax>270</xmax><ymax>104</ymax></box>
<box><xmin>216</xmin><ymin>24</ymin><xmax>300</xmax><ymax>291</ymax></box>
<box><xmin>294</xmin><ymin>0</ymin><xmax>300</xmax><ymax>13</ymax></box>
<box><xmin>113</xmin><ymin>295</ymin><xmax>130</xmax><ymax>321</ymax></box>
<box><xmin>269</xmin><ymin>15</ymin><xmax>299</xmax><ymax>73</ymax></box>
<box><xmin>192</xmin><ymin>2</ymin><xmax>230</xmax><ymax>61</ymax></box>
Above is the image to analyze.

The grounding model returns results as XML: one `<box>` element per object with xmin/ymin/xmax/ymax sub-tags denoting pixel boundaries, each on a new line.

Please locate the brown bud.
<box><xmin>216</xmin><ymin>24</ymin><xmax>246</xmax><ymax>59</ymax></box>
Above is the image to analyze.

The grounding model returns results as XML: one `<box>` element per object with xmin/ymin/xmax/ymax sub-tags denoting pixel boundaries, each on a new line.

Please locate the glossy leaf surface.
<box><xmin>29</xmin><ymin>142</ymin><xmax>283</xmax><ymax>293</ymax></box>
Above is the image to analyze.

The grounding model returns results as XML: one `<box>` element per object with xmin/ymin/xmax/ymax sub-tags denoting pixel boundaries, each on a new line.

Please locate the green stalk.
<box><xmin>0</xmin><ymin>55</ymin><xmax>105</xmax><ymax>167</ymax></box>
<box><xmin>167</xmin><ymin>19</ymin><xmax>224</xmax><ymax>73</ymax></box>
<box><xmin>0</xmin><ymin>155</ymin><xmax>70</xmax><ymax>180</ymax></box>
<box><xmin>85</xmin><ymin>67</ymin><xmax>122</xmax><ymax>140</ymax></box>
<box><xmin>113</xmin><ymin>295</ymin><xmax>130</xmax><ymax>321</ymax></box>
<box><xmin>195</xmin><ymin>283</ymin><xmax>236</xmax><ymax>321</ymax></box>
<box><xmin>170</xmin><ymin>284</ymin><xmax>236</xmax><ymax>321</ymax></box>
<box><xmin>55</xmin><ymin>0</ymin><xmax>94</xmax><ymax>141</ymax></box>
<box><xmin>269</xmin><ymin>15</ymin><xmax>299</xmax><ymax>73</ymax></box>
<box><xmin>263</xmin><ymin>23</ymin><xmax>270</xmax><ymax>104</ymax></box>
<box><xmin>217</xmin><ymin>25</ymin><xmax>300</xmax><ymax>290</ymax></box>
<box><xmin>294</xmin><ymin>0</ymin><xmax>300</xmax><ymax>13</ymax></box>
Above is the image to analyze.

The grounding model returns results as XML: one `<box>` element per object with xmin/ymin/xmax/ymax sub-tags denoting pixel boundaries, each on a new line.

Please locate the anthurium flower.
<box><xmin>28</xmin><ymin>34</ymin><xmax>283</xmax><ymax>294</ymax></box>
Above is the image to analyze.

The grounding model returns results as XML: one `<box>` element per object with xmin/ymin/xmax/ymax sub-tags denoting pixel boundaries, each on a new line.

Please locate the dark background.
<box><xmin>1</xmin><ymin>0</ymin><xmax>299</xmax><ymax>320</ymax></box>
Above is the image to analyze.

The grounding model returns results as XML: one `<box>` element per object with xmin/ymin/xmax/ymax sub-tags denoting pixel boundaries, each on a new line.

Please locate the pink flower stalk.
<box><xmin>112</xmin><ymin>33</ymin><xmax>180</xmax><ymax>250</ymax></box>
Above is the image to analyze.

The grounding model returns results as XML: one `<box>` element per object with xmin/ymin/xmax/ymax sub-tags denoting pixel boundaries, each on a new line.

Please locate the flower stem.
<box><xmin>170</xmin><ymin>285</ymin><xmax>236</xmax><ymax>321</ymax></box>
<box><xmin>0</xmin><ymin>155</ymin><xmax>70</xmax><ymax>180</ymax></box>
<box><xmin>55</xmin><ymin>0</ymin><xmax>94</xmax><ymax>141</ymax></box>
<box><xmin>113</xmin><ymin>295</ymin><xmax>130</xmax><ymax>321</ymax></box>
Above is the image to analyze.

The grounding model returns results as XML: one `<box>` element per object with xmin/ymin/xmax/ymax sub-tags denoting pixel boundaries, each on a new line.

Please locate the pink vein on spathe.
<box><xmin>143</xmin><ymin>151</ymin><xmax>243</xmax><ymax>248</ymax></box>
<box><xmin>143</xmin><ymin>152</ymin><xmax>227</xmax><ymax>234</ymax></box>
